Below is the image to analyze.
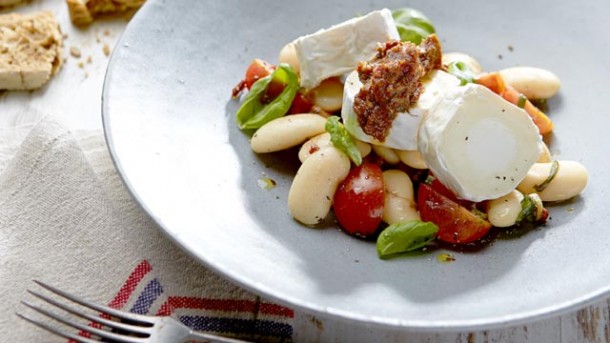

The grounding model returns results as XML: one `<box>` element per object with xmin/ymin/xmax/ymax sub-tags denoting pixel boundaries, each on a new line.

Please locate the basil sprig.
<box><xmin>236</xmin><ymin>64</ymin><xmax>298</xmax><ymax>130</ymax></box>
<box><xmin>376</xmin><ymin>220</ymin><xmax>439</xmax><ymax>259</ymax></box>
<box><xmin>392</xmin><ymin>8</ymin><xmax>435</xmax><ymax>44</ymax></box>
<box><xmin>447</xmin><ymin>61</ymin><xmax>476</xmax><ymax>86</ymax></box>
<box><xmin>325</xmin><ymin>116</ymin><xmax>362</xmax><ymax>165</ymax></box>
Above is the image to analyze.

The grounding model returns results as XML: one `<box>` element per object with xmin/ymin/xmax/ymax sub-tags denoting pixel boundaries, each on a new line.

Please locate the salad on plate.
<box><xmin>231</xmin><ymin>8</ymin><xmax>588</xmax><ymax>259</ymax></box>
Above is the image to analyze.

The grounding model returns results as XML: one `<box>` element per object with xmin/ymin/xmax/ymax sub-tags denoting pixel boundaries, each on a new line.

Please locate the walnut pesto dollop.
<box><xmin>353</xmin><ymin>35</ymin><xmax>443</xmax><ymax>141</ymax></box>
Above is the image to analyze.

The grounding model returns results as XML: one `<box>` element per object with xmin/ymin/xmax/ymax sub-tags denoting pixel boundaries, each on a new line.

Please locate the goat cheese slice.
<box><xmin>294</xmin><ymin>9</ymin><xmax>399</xmax><ymax>89</ymax></box>
<box><xmin>341</xmin><ymin>69</ymin><xmax>461</xmax><ymax>150</ymax></box>
<box><xmin>419</xmin><ymin>83</ymin><xmax>542</xmax><ymax>202</ymax></box>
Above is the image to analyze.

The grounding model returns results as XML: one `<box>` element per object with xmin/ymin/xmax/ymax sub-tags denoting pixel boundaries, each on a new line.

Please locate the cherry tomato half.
<box><xmin>429</xmin><ymin>178</ymin><xmax>474</xmax><ymax>209</ymax></box>
<box><xmin>333</xmin><ymin>162</ymin><xmax>385</xmax><ymax>237</ymax></box>
<box><xmin>418</xmin><ymin>183</ymin><xmax>491</xmax><ymax>244</ymax></box>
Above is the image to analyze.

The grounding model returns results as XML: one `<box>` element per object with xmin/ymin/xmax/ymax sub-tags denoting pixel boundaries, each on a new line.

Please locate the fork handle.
<box><xmin>186</xmin><ymin>330</ymin><xmax>252</xmax><ymax>343</ymax></box>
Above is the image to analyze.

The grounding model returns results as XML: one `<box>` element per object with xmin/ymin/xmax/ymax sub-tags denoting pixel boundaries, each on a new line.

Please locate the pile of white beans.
<box><xmin>247</xmin><ymin>47</ymin><xmax>588</xmax><ymax>230</ymax></box>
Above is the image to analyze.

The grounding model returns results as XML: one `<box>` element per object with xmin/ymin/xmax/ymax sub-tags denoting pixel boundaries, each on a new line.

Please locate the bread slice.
<box><xmin>0</xmin><ymin>11</ymin><xmax>63</xmax><ymax>90</ymax></box>
<box><xmin>66</xmin><ymin>0</ymin><xmax>146</xmax><ymax>26</ymax></box>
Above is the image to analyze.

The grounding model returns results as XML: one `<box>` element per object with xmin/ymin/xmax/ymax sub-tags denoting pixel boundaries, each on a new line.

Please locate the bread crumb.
<box><xmin>78</xmin><ymin>62</ymin><xmax>84</xmax><ymax>68</ymax></box>
<box><xmin>66</xmin><ymin>0</ymin><xmax>146</xmax><ymax>26</ymax></box>
<box><xmin>103</xmin><ymin>29</ymin><xmax>111</xmax><ymax>36</ymax></box>
<box><xmin>0</xmin><ymin>11</ymin><xmax>63</xmax><ymax>90</ymax></box>
<box><xmin>70</xmin><ymin>47</ymin><xmax>82</xmax><ymax>58</ymax></box>
<box><xmin>103</xmin><ymin>44</ymin><xmax>111</xmax><ymax>56</ymax></box>
<box><xmin>86</xmin><ymin>55</ymin><xmax>92</xmax><ymax>64</ymax></box>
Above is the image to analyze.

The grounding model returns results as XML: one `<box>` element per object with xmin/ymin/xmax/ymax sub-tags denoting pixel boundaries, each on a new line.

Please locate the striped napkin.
<box><xmin>0</xmin><ymin>117</ymin><xmax>294</xmax><ymax>342</ymax></box>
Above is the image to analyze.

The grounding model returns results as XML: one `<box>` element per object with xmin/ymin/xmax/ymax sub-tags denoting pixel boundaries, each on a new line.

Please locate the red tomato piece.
<box><xmin>261</xmin><ymin>81</ymin><xmax>286</xmax><ymax>103</ymax></box>
<box><xmin>418</xmin><ymin>183</ymin><xmax>491</xmax><ymax>244</ymax></box>
<box><xmin>244</xmin><ymin>58</ymin><xmax>275</xmax><ymax>89</ymax></box>
<box><xmin>429</xmin><ymin>178</ymin><xmax>474</xmax><ymax>209</ymax></box>
<box><xmin>333</xmin><ymin>162</ymin><xmax>385</xmax><ymax>237</ymax></box>
<box><xmin>288</xmin><ymin>92</ymin><xmax>314</xmax><ymax>114</ymax></box>
<box><xmin>232</xmin><ymin>59</ymin><xmax>277</xmax><ymax>98</ymax></box>
<box><xmin>235</xmin><ymin>59</ymin><xmax>308</xmax><ymax>112</ymax></box>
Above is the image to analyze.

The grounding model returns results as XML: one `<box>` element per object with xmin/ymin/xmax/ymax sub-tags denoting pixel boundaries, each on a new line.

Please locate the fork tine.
<box><xmin>22</xmin><ymin>301</ymin><xmax>146</xmax><ymax>343</ymax></box>
<box><xmin>34</xmin><ymin>280</ymin><xmax>153</xmax><ymax>324</ymax></box>
<box><xmin>28</xmin><ymin>289</ymin><xmax>151</xmax><ymax>336</ymax></box>
<box><xmin>16</xmin><ymin>312</ymin><xmax>99</xmax><ymax>343</ymax></box>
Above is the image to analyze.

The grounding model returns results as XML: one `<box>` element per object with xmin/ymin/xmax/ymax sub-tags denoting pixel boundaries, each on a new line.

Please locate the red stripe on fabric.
<box><xmin>155</xmin><ymin>296</ymin><xmax>293</xmax><ymax>318</ymax></box>
<box><xmin>69</xmin><ymin>260</ymin><xmax>152</xmax><ymax>343</ymax></box>
<box><xmin>157</xmin><ymin>301</ymin><xmax>172</xmax><ymax>316</ymax></box>
<box><xmin>259</xmin><ymin>302</ymin><xmax>294</xmax><ymax>318</ymax></box>
<box><xmin>169</xmin><ymin>297</ymin><xmax>257</xmax><ymax>312</ymax></box>
<box><xmin>108</xmin><ymin>260</ymin><xmax>152</xmax><ymax>309</ymax></box>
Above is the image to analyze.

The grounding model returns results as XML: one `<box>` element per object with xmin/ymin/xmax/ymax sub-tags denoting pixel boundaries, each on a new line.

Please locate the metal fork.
<box><xmin>18</xmin><ymin>280</ymin><xmax>250</xmax><ymax>343</ymax></box>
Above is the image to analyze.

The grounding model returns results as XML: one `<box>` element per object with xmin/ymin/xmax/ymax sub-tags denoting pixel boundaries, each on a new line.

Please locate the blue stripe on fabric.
<box><xmin>130</xmin><ymin>278</ymin><xmax>163</xmax><ymax>314</ymax></box>
<box><xmin>180</xmin><ymin>316</ymin><xmax>292</xmax><ymax>340</ymax></box>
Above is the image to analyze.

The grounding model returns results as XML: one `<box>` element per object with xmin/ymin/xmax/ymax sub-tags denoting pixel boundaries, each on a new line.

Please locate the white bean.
<box><xmin>442</xmin><ymin>52</ymin><xmax>483</xmax><ymax>75</ymax></box>
<box><xmin>487</xmin><ymin>190</ymin><xmax>524</xmax><ymax>227</ymax></box>
<box><xmin>372</xmin><ymin>145</ymin><xmax>400</xmax><ymax>165</ymax></box>
<box><xmin>537</xmin><ymin>141</ymin><xmax>552</xmax><ymax>163</ymax></box>
<box><xmin>397</xmin><ymin>150</ymin><xmax>428</xmax><ymax>169</ymax></box>
<box><xmin>310</xmin><ymin>78</ymin><xmax>344</xmax><ymax>112</ymax></box>
<box><xmin>517</xmin><ymin>160</ymin><xmax>588</xmax><ymax>202</ymax></box>
<box><xmin>251</xmin><ymin>114</ymin><xmax>326</xmax><ymax>153</ymax></box>
<box><xmin>298</xmin><ymin>132</ymin><xmax>371</xmax><ymax>163</ymax></box>
<box><xmin>499</xmin><ymin>66</ymin><xmax>561</xmax><ymax>99</ymax></box>
<box><xmin>354</xmin><ymin>139</ymin><xmax>372</xmax><ymax>160</ymax></box>
<box><xmin>382</xmin><ymin>170</ymin><xmax>420</xmax><ymax>225</ymax></box>
<box><xmin>288</xmin><ymin>147</ymin><xmax>351</xmax><ymax>225</ymax></box>
<box><xmin>278</xmin><ymin>42</ymin><xmax>300</xmax><ymax>74</ymax></box>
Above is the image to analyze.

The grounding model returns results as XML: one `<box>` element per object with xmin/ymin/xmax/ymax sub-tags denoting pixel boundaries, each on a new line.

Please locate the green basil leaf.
<box><xmin>534</xmin><ymin>160</ymin><xmax>559</xmax><ymax>192</ymax></box>
<box><xmin>516</xmin><ymin>194</ymin><xmax>536</xmax><ymax>224</ymax></box>
<box><xmin>392</xmin><ymin>8</ymin><xmax>435</xmax><ymax>44</ymax></box>
<box><xmin>236</xmin><ymin>64</ymin><xmax>299</xmax><ymax>130</ymax></box>
<box><xmin>516</xmin><ymin>193</ymin><xmax>546</xmax><ymax>225</ymax></box>
<box><xmin>529</xmin><ymin>193</ymin><xmax>545</xmax><ymax>221</ymax></box>
<box><xmin>447</xmin><ymin>61</ymin><xmax>476</xmax><ymax>86</ymax></box>
<box><xmin>325</xmin><ymin>116</ymin><xmax>362</xmax><ymax>165</ymax></box>
<box><xmin>517</xmin><ymin>94</ymin><xmax>527</xmax><ymax>108</ymax></box>
<box><xmin>376</xmin><ymin>220</ymin><xmax>439</xmax><ymax>259</ymax></box>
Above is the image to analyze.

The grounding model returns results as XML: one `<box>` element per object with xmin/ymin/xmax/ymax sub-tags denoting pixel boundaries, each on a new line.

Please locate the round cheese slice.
<box><xmin>341</xmin><ymin>69</ymin><xmax>460</xmax><ymax>150</ymax></box>
<box><xmin>418</xmin><ymin>83</ymin><xmax>543</xmax><ymax>202</ymax></box>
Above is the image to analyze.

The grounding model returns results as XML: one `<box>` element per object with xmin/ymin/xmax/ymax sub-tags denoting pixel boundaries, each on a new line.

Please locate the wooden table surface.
<box><xmin>1</xmin><ymin>2</ymin><xmax>607</xmax><ymax>342</ymax></box>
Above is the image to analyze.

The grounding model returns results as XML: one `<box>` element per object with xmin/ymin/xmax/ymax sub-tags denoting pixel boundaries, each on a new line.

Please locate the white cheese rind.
<box><xmin>341</xmin><ymin>69</ymin><xmax>461</xmax><ymax>150</ymax></box>
<box><xmin>294</xmin><ymin>9</ymin><xmax>399</xmax><ymax>89</ymax></box>
<box><xmin>418</xmin><ymin>84</ymin><xmax>542</xmax><ymax>202</ymax></box>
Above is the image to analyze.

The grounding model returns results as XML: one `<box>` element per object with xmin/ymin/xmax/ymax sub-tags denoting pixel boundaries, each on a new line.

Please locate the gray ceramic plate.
<box><xmin>103</xmin><ymin>0</ymin><xmax>609</xmax><ymax>331</ymax></box>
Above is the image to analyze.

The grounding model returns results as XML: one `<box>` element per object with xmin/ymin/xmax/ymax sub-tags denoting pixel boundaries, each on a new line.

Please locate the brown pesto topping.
<box><xmin>353</xmin><ymin>34</ymin><xmax>443</xmax><ymax>141</ymax></box>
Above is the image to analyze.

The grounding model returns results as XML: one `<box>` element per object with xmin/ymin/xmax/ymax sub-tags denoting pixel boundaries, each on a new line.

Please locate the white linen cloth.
<box><xmin>0</xmin><ymin>117</ymin><xmax>294</xmax><ymax>342</ymax></box>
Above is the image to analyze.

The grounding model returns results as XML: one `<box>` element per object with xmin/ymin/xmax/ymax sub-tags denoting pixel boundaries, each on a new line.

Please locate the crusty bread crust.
<box><xmin>66</xmin><ymin>0</ymin><xmax>146</xmax><ymax>26</ymax></box>
<box><xmin>0</xmin><ymin>11</ymin><xmax>63</xmax><ymax>90</ymax></box>
<box><xmin>0</xmin><ymin>0</ymin><xmax>24</xmax><ymax>7</ymax></box>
